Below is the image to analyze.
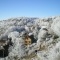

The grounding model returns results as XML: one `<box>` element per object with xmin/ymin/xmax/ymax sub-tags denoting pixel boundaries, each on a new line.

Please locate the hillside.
<box><xmin>0</xmin><ymin>16</ymin><xmax>60</xmax><ymax>60</ymax></box>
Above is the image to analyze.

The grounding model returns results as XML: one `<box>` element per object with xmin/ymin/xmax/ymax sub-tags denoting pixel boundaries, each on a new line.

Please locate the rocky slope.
<box><xmin>0</xmin><ymin>16</ymin><xmax>60</xmax><ymax>60</ymax></box>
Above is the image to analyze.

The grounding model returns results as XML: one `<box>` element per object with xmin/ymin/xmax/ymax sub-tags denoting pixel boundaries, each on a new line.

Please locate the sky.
<box><xmin>0</xmin><ymin>0</ymin><xmax>60</xmax><ymax>20</ymax></box>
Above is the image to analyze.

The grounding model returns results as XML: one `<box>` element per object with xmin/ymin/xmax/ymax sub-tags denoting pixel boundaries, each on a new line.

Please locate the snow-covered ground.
<box><xmin>0</xmin><ymin>16</ymin><xmax>60</xmax><ymax>60</ymax></box>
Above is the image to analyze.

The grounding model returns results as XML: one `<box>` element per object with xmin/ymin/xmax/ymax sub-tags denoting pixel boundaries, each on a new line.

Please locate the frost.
<box><xmin>51</xmin><ymin>17</ymin><xmax>60</xmax><ymax>36</ymax></box>
<box><xmin>0</xmin><ymin>17</ymin><xmax>60</xmax><ymax>60</ymax></box>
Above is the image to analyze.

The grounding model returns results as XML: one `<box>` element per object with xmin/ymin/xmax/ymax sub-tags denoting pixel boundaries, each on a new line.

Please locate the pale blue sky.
<box><xmin>0</xmin><ymin>0</ymin><xmax>60</xmax><ymax>20</ymax></box>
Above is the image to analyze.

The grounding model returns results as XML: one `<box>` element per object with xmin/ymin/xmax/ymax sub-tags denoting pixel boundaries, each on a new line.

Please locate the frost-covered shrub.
<box><xmin>25</xmin><ymin>25</ymin><xmax>30</xmax><ymax>32</ymax></box>
<box><xmin>27</xmin><ymin>43</ymin><xmax>37</xmax><ymax>55</ymax></box>
<box><xmin>37</xmin><ymin>27</ymin><xmax>48</xmax><ymax>47</ymax></box>
<box><xmin>48</xmin><ymin>42</ymin><xmax>60</xmax><ymax>60</ymax></box>
<box><xmin>33</xmin><ymin>27</ymin><xmax>39</xmax><ymax>39</ymax></box>
<box><xmin>8</xmin><ymin>31</ymin><xmax>19</xmax><ymax>38</ymax></box>
<box><xmin>51</xmin><ymin>17</ymin><xmax>60</xmax><ymax>36</ymax></box>
<box><xmin>8</xmin><ymin>35</ymin><xmax>26</xmax><ymax>59</ymax></box>
<box><xmin>4</xmin><ymin>26</ymin><xmax>25</xmax><ymax>35</ymax></box>
<box><xmin>37</xmin><ymin>51</ymin><xmax>49</xmax><ymax>60</ymax></box>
